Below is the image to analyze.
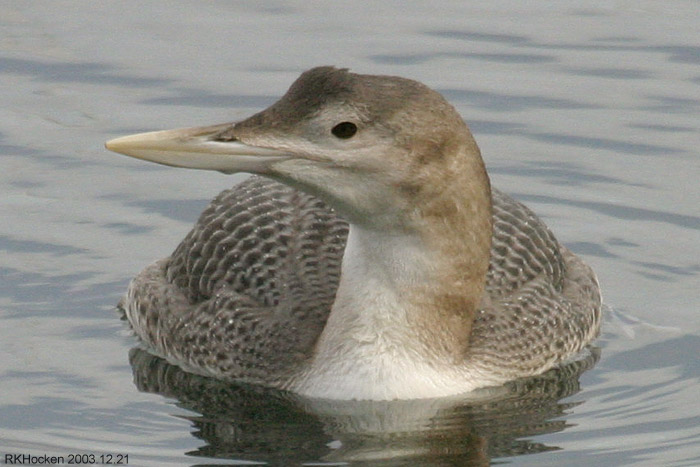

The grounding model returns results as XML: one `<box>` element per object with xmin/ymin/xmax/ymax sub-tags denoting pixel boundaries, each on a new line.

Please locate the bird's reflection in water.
<box><xmin>130</xmin><ymin>347</ymin><xmax>599</xmax><ymax>465</ymax></box>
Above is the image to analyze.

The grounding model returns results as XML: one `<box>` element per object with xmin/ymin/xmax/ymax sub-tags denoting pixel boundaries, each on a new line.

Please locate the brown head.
<box><xmin>106</xmin><ymin>66</ymin><xmax>489</xmax><ymax>231</ymax></box>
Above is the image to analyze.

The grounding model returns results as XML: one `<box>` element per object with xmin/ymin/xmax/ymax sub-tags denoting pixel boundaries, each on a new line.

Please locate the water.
<box><xmin>1</xmin><ymin>1</ymin><xmax>698</xmax><ymax>465</ymax></box>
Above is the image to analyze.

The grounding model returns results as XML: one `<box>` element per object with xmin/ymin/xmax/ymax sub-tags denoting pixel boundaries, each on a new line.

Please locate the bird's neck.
<box><xmin>311</xmin><ymin>149</ymin><xmax>493</xmax><ymax>373</ymax></box>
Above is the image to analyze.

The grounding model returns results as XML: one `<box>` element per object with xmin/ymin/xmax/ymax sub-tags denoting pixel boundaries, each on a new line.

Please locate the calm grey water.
<box><xmin>1</xmin><ymin>2</ymin><xmax>698</xmax><ymax>465</ymax></box>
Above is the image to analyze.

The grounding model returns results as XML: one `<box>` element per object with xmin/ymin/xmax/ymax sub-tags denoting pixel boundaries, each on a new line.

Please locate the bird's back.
<box><xmin>121</xmin><ymin>176</ymin><xmax>600</xmax><ymax>386</ymax></box>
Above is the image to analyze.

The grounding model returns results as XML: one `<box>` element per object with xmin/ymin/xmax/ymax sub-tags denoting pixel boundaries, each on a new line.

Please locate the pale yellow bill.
<box><xmin>105</xmin><ymin>123</ymin><xmax>290</xmax><ymax>173</ymax></box>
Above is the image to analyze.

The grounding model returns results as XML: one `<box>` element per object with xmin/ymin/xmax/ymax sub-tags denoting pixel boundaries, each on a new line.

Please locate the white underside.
<box><xmin>290</xmin><ymin>353</ymin><xmax>500</xmax><ymax>400</ymax></box>
<box><xmin>287</xmin><ymin>225</ymin><xmax>503</xmax><ymax>400</ymax></box>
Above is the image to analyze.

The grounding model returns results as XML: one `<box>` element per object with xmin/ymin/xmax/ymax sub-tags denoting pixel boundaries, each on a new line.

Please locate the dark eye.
<box><xmin>331</xmin><ymin>121</ymin><xmax>357</xmax><ymax>139</ymax></box>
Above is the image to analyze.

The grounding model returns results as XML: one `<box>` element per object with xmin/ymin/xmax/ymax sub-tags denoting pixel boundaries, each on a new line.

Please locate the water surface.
<box><xmin>1</xmin><ymin>2</ymin><xmax>698</xmax><ymax>465</ymax></box>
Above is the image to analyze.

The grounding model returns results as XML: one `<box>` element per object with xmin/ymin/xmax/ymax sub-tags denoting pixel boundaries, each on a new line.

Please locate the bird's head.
<box><xmin>106</xmin><ymin>66</ymin><xmax>484</xmax><ymax>229</ymax></box>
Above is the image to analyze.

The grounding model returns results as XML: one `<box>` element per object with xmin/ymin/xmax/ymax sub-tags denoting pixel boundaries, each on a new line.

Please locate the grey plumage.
<box><xmin>122</xmin><ymin>176</ymin><xmax>601</xmax><ymax>387</ymax></box>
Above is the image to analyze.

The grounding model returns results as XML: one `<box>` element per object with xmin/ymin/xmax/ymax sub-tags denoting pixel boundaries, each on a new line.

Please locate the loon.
<box><xmin>106</xmin><ymin>66</ymin><xmax>601</xmax><ymax>400</ymax></box>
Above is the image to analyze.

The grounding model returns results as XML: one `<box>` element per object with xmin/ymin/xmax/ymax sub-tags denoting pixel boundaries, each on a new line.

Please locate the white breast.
<box><xmin>288</xmin><ymin>225</ymin><xmax>499</xmax><ymax>400</ymax></box>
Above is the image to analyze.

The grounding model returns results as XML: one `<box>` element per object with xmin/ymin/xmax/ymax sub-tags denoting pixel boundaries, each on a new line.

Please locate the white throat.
<box><xmin>340</xmin><ymin>224</ymin><xmax>432</xmax><ymax>299</ymax></box>
<box><xmin>291</xmin><ymin>225</ymin><xmax>478</xmax><ymax>400</ymax></box>
<box><xmin>329</xmin><ymin>224</ymin><xmax>432</xmax><ymax>327</ymax></box>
